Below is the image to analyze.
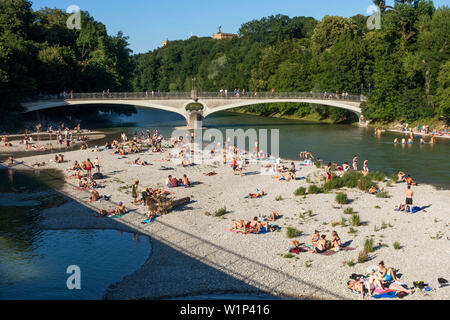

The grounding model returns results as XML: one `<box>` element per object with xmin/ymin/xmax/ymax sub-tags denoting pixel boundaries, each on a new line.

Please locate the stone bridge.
<box><xmin>22</xmin><ymin>91</ymin><xmax>368</xmax><ymax>128</ymax></box>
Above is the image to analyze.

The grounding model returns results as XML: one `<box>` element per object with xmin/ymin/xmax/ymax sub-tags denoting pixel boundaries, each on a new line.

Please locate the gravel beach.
<box><xmin>5</xmin><ymin>145</ymin><xmax>450</xmax><ymax>300</ymax></box>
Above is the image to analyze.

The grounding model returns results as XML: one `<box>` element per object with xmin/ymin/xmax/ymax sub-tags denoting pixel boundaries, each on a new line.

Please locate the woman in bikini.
<box><xmin>352</xmin><ymin>155</ymin><xmax>358</xmax><ymax>171</ymax></box>
<box><xmin>131</xmin><ymin>180</ymin><xmax>139</xmax><ymax>206</ymax></box>
<box><xmin>330</xmin><ymin>231</ymin><xmax>342</xmax><ymax>250</ymax></box>
<box><xmin>311</xmin><ymin>230</ymin><xmax>320</xmax><ymax>247</ymax></box>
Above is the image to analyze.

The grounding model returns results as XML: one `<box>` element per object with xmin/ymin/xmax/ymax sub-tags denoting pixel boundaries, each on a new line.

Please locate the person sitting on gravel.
<box><xmin>330</xmin><ymin>231</ymin><xmax>342</xmax><ymax>250</ymax></box>
<box><xmin>97</xmin><ymin>202</ymin><xmax>126</xmax><ymax>217</ymax></box>
<box><xmin>69</xmin><ymin>161</ymin><xmax>81</xmax><ymax>171</ymax></box>
<box><xmin>181</xmin><ymin>174</ymin><xmax>191</xmax><ymax>186</ymax></box>
<box><xmin>89</xmin><ymin>189</ymin><xmax>100</xmax><ymax>202</ymax></box>
<box><xmin>376</xmin><ymin>261</ymin><xmax>400</xmax><ymax>284</ymax></box>
<box><xmin>311</xmin><ymin>230</ymin><xmax>320</xmax><ymax>247</ymax></box>
<box><xmin>397</xmin><ymin>171</ymin><xmax>406</xmax><ymax>182</ymax></box>
<box><xmin>309</xmin><ymin>234</ymin><xmax>327</xmax><ymax>253</ymax></box>
<box><xmin>368</xmin><ymin>186</ymin><xmax>384</xmax><ymax>194</ymax></box>
<box><xmin>405</xmin><ymin>175</ymin><xmax>417</xmax><ymax>186</ymax></box>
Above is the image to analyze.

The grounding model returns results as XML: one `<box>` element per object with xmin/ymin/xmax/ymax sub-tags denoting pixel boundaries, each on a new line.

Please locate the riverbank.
<box><xmin>0</xmin><ymin>132</ymin><xmax>106</xmax><ymax>154</ymax></box>
<box><xmin>5</xmin><ymin>145</ymin><xmax>450</xmax><ymax>300</ymax></box>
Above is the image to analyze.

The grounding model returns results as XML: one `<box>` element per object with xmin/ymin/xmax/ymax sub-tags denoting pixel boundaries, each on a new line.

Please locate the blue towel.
<box><xmin>372</xmin><ymin>291</ymin><xmax>397</xmax><ymax>299</ymax></box>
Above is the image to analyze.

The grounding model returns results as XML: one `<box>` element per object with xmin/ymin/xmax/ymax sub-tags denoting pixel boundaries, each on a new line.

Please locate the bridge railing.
<box><xmin>198</xmin><ymin>92</ymin><xmax>366</xmax><ymax>102</ymax></box>
<box><xmin>22</xmin><ymin>92</ymin><xmax>366</xmax><ymax>103</ymax></box>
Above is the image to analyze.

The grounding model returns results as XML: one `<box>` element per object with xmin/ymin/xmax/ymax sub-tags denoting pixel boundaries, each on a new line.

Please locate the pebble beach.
<box><xmin>3</xmin><ymin>143</ymin><xmax>450</xmax><ymax>300</ymax></box>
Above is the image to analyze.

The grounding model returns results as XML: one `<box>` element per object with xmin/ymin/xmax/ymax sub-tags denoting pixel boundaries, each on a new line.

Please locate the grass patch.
<box><xmin>364</xmin><ymin>238</ymin><xmax>374</xmax><ymax>253</ymax></box>
<box><xmin>308</xmin><ymin>184</ymin><xmax>320</xmax><ymax>194</ymax></box>
<box><xmin>204</xmin><ymin>211</ymin><xmax>211</xmax><ymax>216</ymax></box>
<box><xmin>348</xmin><ymin>227</ymin><xmax>357</xmax><ymax>234</ymax></box>
<box><xmin>294</xmin><ymin>187</ymin><xmax>306</xmax><ymax>196</ymax></box>
<box><xmin>393</xmin><ymin>241</ymin><xmax>401</xmax><ymax>250</ymax></box>
<box><xmin>331</xmin><ymin>221</ymin><xmax>340</xmax><ymax>227</ymax></box>
<box><xmin>283</xmin><ymin>253</ymin><xmax>294</xmax><ymax>259</ymax></box>
<box><xmin>286</xmin><ymin>227</ymin><xmax>302</xmax><ymax>238</ymax></box>
<box><xmin>376</xmin><ymin>191</ymin><xmax>389</xmax><ymax>198</ymax></box>
<box><xmin>357</xmin><ymin>249</ymin><xmax>369</xmax><ymax>263</ymax></box>
<box><xmin>367</xmin><ymin>171</ymin><xmax>386</xmax><ymax>182</ymax></box>
<box><xmin>350</xmin><ymin>214</ymin><xmax>361</xmax><ymax>227</ymax></box>
<box><xmin>275</xmin><ymin>195</ymin><xmax>283</xmax><ymax>201</ymax></box>
<box><xmin>213</xmin><ymin>206</ymin><xmax>227</xmax><ymax>217</ymax></box>
<box><xmin>305</xmin><ymin>260</ymin><xmax>312</xmax><ymax>268</ymax></box>
<box><xmin>335</xmin><ymin>192</ymin><xmax>348</xmax><ymax>205</ymax></box>
<box><xmin>343</xmin><ymin>207</ymin><xmax>354</xmax><ymax>215</ymax></box>
<box><xmin>345</xmin><ymin>259</ymin><xmax>356</xmax><ymax>267</ymax></box>
<box><xmin>340</xmin><ymin>217</ymin><xmax>347</xmax><ymax>227</ymax></box>
<box><xmin>374</xmin><ymin>205</ymin><xmax>381</xmax><ymax>209</ymax></box>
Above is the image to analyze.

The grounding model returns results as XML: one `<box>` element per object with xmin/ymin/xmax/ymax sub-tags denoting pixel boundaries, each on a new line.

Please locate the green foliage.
<box><xmin>308</xmin><ymin>184</ymin><xmax>320</xmax><ymax>194</ymax></box>
<box><xmin>344</xmin><ymin>207</ymin><xmax>354</xmax><ymax>215</ymax></box>
<box><xmin>393</xmin><ymin>241</ymin><xmax>401</xmax><ymax>250</ymax></box>
<box><xmin>286</xmin><ymin>227</ymin><xmax>302</xmax><ymax>238</ymax></box>
<box><xmin>335</xmin><ymin>192</ymin><xmax>348</xmax><ymax>204</ymax></box>
<box><xmin>364</xmin><ymin>238</ymin><xmax>374</xmax><ymax>253</ymax></box>
<box><xmin>275</xmin><ymin>195</ymin><xmax>283</xmax><ymax>201</ymax></box>
<box><xmin>376</xmin><ymin>191</ymin><xmax>389</xmax><ymax>198</ymax></box>
<box><xmin>213</xmin><ymin>206</ymin><xmax>227</xmax><ymax>217</ymax></box>
<box><xmin>350</xmin><ymin>214</ymin><xmax>361</xmax><ymax>227</ymax></box>
<box><xmin>357</xmin><ymin>249</ymin><xmax>369</xmax><ymax>263</ymax></box>
<box><xmin>294</xmin><ymin>187</ymin><xmax>306</xmax><ymax>196</ymax></box>
<box><xmin>357</xmin><ymin>177</ymin><xmax>377</xmax><ymax>191</ymax></box>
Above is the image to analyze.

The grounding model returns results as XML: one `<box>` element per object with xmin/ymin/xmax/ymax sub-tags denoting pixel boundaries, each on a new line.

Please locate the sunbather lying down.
<box><xmin>246</xmin><ymin>189</ymin><xmax>265</xmax><ymax>198</ymax></box>
<box><xmin>347</xmin><ymin>262</ymin><xmax>415</xmax><ymax>299</ymax></box>
<box><xmin>368</xmin><ymin>186</ymin><xmax>384</xmax><ymax>194</ymax></box>
<box><xmin>231</xmin><ymin>217</ymin><xmax>279</xmax><ymax>234</ymax></box>
<box><xmin>265</xmin><ymin>211</ymin><xmax>280</xmax><ymax>221</ymax></box>
<box><xmin>204</xmin><ymin>171</ymin><xmax>217</xmax><ymax>176</ymax></box>
<box><xmin>97</xmin><ymin>202</ymin><xmax>126</xmax><ymax>217</ymax></box>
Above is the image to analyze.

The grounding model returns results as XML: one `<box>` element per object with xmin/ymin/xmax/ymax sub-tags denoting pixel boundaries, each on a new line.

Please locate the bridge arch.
<box><xmin>201</xmin><ymin>99</ymin><xmax>362</xmax><ymax>118</ymax></box>
<box><xmin>22</xmin><ymin>99</ymin><xmax>188</xmax><ymax>119</ymax></box>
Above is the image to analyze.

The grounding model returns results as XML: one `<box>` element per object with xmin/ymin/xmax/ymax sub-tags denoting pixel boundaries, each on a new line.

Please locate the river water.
<box><xmin>92</xmin><ymin>107</ymin><xmax>450</xmax><ymax>189</ymax></box>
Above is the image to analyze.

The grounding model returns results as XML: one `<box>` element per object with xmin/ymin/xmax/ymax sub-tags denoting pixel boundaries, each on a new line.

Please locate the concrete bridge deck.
<box><xmin>21</xmin><ymin>92</ymin><xmax>368</xmax><ymax>127</ymax></box>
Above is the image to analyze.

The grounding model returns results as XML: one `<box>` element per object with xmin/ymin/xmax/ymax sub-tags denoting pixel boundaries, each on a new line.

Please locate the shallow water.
<box><xmin>0</xmin><ymin>170</ymin><xmax>151</xmax><ymax>300</ymax></box>
<box><xmin>0</xmin><ymin>229</ymin><xmax>151</xmax><ymax>300</ymax></box>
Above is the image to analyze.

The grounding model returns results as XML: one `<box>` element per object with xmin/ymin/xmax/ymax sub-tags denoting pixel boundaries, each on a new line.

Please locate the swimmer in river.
<box><xmin>394</xmin><ymin>138</ymin><xmax>398</xmax><ymax>144</ymax></box>
<box><xmin>352</xmin><ymin>155</ymin><xmax>358</xmax><ymax>171</ymax></box>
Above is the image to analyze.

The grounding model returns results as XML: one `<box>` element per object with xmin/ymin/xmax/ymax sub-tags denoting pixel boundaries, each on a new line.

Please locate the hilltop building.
<box><xmin>161</xmin><ymin>37</ymin><xmax>168</xmax><ymax>47</ymax></box>
<box><xmin>212</xmin><ymin>26</ymin><xmax>239</xmax><ymax>40</ymax></box>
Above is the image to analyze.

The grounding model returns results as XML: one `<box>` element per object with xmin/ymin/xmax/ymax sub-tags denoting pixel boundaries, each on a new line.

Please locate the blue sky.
<box><xmin>30</xmin><ymin>0</ymin><xmax>450</xmax><ymax>54</ymax></box>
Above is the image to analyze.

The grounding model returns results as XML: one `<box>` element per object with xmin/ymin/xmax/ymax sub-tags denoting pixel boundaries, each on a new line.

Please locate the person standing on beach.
<box><xmin>405</xmin><ymin>185</ymin><xmax>413</xmax><ymax>212</ymax></box>
<box><xmin>352</xmin><ymin>155</ymin><xmax>358</xmax><ymax>171</ymax></box>
<box><xmin>132</xmin><ymin>180</ymin><xmax>139</xmax><ymax>206</ymax></box>
<box><xmin>85</xmin><ymin>158</ymin><xmax>93</xmax><ymax>178</ymax></box>
<box><xmin>94</xmin><ymin>157</ymin><xmax>100</xmax><ymax>173</ymax></box>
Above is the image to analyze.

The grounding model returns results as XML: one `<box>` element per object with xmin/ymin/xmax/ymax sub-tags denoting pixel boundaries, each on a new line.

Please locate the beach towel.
<box><xmin>141</xmin><ymin>216</ymin><xmax>158</xmax><ymax>224</ymax></box>
<box><xmin>372</xmin><ymin>291</ymin><xmax>397</xmax><ymax>299</ymax></box>
<box><xmin>296</xmin><ymin>177</ymin><xmax>306</xmax><ymax>180</ymax></box>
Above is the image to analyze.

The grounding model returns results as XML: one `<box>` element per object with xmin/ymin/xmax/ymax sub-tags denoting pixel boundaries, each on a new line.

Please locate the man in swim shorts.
<box><xmin>405</xmin><ymin>185</ymin><xmax>413</xmax><ymax>212</ymax></box>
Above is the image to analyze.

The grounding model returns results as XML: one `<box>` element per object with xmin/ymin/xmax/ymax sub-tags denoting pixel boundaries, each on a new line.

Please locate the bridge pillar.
<box><xmin>186</xmin><ymin>111</ymin><xmax>203</xmax><ymax>129</ymax></box>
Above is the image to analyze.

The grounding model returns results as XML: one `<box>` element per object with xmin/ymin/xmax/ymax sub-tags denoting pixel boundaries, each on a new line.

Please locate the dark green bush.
<box><xmin>308</xmin><ymin>184</ymin><xmax>320</xmax><ymax>194</ymax></box>
<box><xmin>294</xmin><ymin>187</ymin><xmax>306</xmax><ymax>196</ymax></box>
<box><xmin>335</xmin><ymin>192</ymin><xmax>348</xmax><ymax>204</ymax></box>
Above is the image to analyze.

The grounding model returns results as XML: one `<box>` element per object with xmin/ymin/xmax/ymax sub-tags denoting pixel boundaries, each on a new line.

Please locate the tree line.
<box><xmin>0</xmin><ymin>0</ymin><xmax>448</xmax><ymax>130</ymax></box>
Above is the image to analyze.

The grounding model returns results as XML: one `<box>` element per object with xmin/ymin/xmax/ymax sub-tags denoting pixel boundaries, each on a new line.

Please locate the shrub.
<box><xmin>357</xmin><ymin>250</ymin><xmax>369</xmax><ymax>263</ymax></box>
<box><xmin>314</xmin><ymin>161</ymin><xmax>323</xmax><ymax>168</ymax></box>
<box><xmin>344</xmin><ymin>207</ymin><xmax>354</xmax><ymax>215</ymax></box>
<box><xmin>350</xmin><ymin>214</ymin><xmax>361</xmax><ymax>227</ymax></box>
<box><xmin>348</xmin><ymin>227</ymin><xmax>357</xmax><ymax>234</ymax></box>
<box><xmin>294</xmin><ymin>187</ymin><xmax>306</xmax><ymax>196</ymax></box>
<box><xmin>323</xmin><ymin>175</ymin><xmax>344</xmax><ymax>191</ymax></box>
<box><xmin>214</xmin><ymin>206</ymin><xmax>227</xmax><ymax>217</ymax></box>
<box><xmin>376</xmin><ymin>191</ymin><xmax>389</xmax><ymax>198</ymax></box>
<box><xmin>389</xmin><ymin>173</ymin><xmax>398</xmax><ymax>182</ymax></box>
<box><xmin>275</xmin><ymin>195</ymin><xmax>283</xmax><ymax>201</ymax></box>
<box><xmin>368</xmin><ymin>171</ymin><xmax>386</xmax><ymax>182</ymax></box>
<box><xmin>342</xmin><ymin>172</ymin><xmax>361</xmax><ymax>188</ymax></box>
<box><xmin>364</xmin><ymin>238</ymin><xmax>374</xmax><ymax>253</ymax></box>
<box><xmin>393</xmin><ymin>241</ymin><xmax>401</xmax><ymax>250</ymax></box>
<box><xmin>307</xmin><ymin>209</ymin><xmax>313</xmax><ymax>217</ymax></box>
<box><xmin>308</xmin><ymin>184</ymin><xmax>320</xmax><ymax>194</ymax></box>
<box><xmin>286</xmin><ymin>227</ymin><xmax>302</xmax><ymax>238</ymax></box>
<box><xmin>336</xmin><ymin>192</ymin><xmax>348</xmax><ymax>204</ymax></box>
<box><xmin>357</xmin><ymin>177</ymin><xmax>377</xmax><ymax>191</ymax></box>
<box><xmin>340</xmin><ymin>217</ymin><xmax>347</xmax><ymax>227</ymax></box>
